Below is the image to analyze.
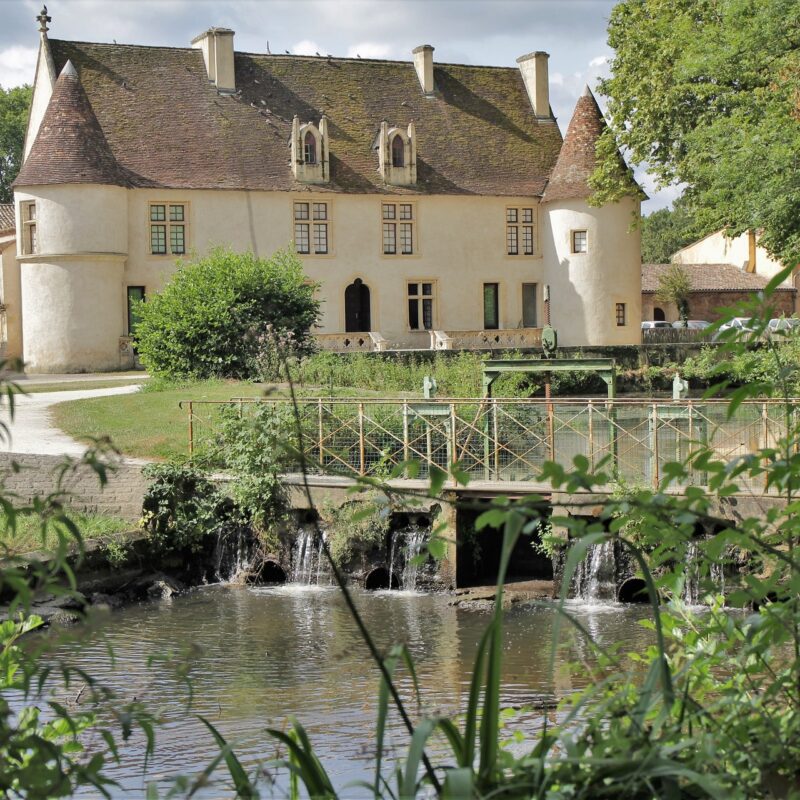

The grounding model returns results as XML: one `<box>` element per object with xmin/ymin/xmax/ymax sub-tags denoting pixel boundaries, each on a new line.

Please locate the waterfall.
<box><xmin>291</xmin><ymin>526</ymin><xmax>330</xmax><ymax>586</ymax></box>
<box><xmin>401</xmin><ymin>525</ymin><xmax>427</xmax><ymax>591</ymax></box>
<box><xmin>682</xmin><ymin>540</ymin><xmax>725</xmax><ymax>605</ymax></box>
<box><xmin>213</xmin><ymin>525</ymin><xmax>255</xmax><ymax>584</ymax></box>
<box><xmin>571</xmin><ymin>540</ymin><xmax>616</xmax><ymax>602</ymax></box>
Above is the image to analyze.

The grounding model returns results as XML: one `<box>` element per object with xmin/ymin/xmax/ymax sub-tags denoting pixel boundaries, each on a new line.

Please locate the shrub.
<box><xmin>135</xmin><ymin>247</ymin><xmax>320</xmax><ymax>380</ymax></box>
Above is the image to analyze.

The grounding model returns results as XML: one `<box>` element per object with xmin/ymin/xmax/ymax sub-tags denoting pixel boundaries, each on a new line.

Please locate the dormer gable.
<box><xmin>377</xmin><ymin>120</ymin><xmax>417</xmax><ymax>186</ymax></box>
<box><xmin>291</xmin><ymin>115</ymin><xmax>330</xmax><ymax>183</ymax></box>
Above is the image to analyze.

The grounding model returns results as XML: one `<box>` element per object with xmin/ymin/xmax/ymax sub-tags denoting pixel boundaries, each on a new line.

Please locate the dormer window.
<box><xmin>292</xmin><ymin>115</ymin><xmax>329</xmax><ymax>183</ymax></box>
<box><xmin>391</xmin><ymin>135</ymin><xmax>405</xmax><ymax>167</ymax></box>
<box><xmin>304</xmin><ymin>131</ymin><xmax>318</xmax><ymax>165</ymax></box>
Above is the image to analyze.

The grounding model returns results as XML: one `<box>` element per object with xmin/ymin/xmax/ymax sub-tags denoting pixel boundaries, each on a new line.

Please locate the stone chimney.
<box><xmin>516</xmin><ymin>51</ymin><xmax>550</xmax><ymax>118</ymax></box>
<box><xmin>191</xmin><ymin>28</ymin><xmax>236</xmax><ymax>93</ymax></box>
<box><xmin>412</xmin><ymin>45</ymin><xmax>435</xmax><ymax>95</ymax></box>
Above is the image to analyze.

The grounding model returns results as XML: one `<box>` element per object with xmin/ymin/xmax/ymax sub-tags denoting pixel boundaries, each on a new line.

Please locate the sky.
<box><xmin>0</xmin><ymin>0</ymin><xmax>677</xmax><ymax>212</ymax></box>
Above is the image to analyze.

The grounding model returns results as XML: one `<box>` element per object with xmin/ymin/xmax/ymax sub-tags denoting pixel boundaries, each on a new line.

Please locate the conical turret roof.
<box><xmin>543</xmin><ymin>86</ymin><xmax>638</xmax><ymax>203</ymax></box>
<box><xmin>14</xmin><ymin>60</ymin><xmax>130</xmax><ymax>188</ymax></box>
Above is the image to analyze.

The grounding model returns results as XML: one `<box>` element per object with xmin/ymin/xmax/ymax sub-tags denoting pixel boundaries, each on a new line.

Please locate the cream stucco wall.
<box><xmin>541</xmin><ymin>197</ymin><xmax>641</xmax><ymax>346</ymax></box>
<box><xmin>0</xmin><ymin>233</ymin><xmax>23</xmax><ymax>360</ymax></box>
<box><xmin>673</xmin><ymin>230</ymin><xmax>788</xmax><ymax>284</ymax></box>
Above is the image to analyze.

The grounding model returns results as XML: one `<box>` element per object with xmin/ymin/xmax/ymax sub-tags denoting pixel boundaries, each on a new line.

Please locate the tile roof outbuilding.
<box><xmin>642</xmin><ymin>262</ymin><xmax>795</xmax><ymax>293</ymax></box>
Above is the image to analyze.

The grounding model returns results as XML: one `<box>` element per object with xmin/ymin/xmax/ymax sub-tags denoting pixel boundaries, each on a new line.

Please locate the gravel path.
<box><xmin>1</xmin><ymin>385</ymin><xmax>142</xmax><ymax>456</ymax></box>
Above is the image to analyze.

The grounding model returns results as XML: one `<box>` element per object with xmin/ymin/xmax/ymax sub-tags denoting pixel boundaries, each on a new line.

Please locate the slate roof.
<box><xmin>0</xmin><ymin>204</ymin><xmax>14</xmax><ymax>233</ymax></box>
<box><xmin>642</xmin><ymin>263</ymin><xmax>795</xmax><ymax>293</ymax></box>
<box><xmin>18</xmin><ymin>39</ymin><xmax>566</xmax><ymax>196</ymax></box>
<box><xmin>542</xmin><ymin>86</ymin><xmax>639</xmax><ymax>203</ymax></box>
<box><xmin>15</xmin><ymin>60</ymin><xmax>132</xmax><ymax>188</ymax></box>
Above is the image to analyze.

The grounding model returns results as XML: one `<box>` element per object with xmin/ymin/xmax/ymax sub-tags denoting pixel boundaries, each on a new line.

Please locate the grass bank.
<box><xmin>1</xmin><ymin>511</ymin><xmax>132</xmax><ymax>556</ymax></box>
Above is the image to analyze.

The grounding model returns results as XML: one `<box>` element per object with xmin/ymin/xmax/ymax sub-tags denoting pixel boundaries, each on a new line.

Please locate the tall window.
<box><xmin>506</xmin><ymin>207</ymin><xmax>535</xmax><ymax>256</ymax></box>
<box><xmin>383</xmin><ymin>203</ymin><xmax>414</xmax><ymax>255</ymax></box>
<box><xmin>21</xmin><ymin>201</ymin><xmax>37</xmax><ymax>255</ymax></box>
<box><xmin>391</xmin><ymin>135</ymin><xmax>405</xmax><ymax>167</ymax></box>
<box><xmin>408</xmin><ymin>282</ymin><xmax>434</xmax><ymax>330</ymax></box>
<box><xmin>483</xmin><ymin>283</ymin><xmax>499</xmax><ymax>329</ymax></box>
<box><xmin>127</xmin><ymin>286</ymin><xmax>145</xmax><ymax>337</ymax></box>
<box><xmin>572</xmin><ymin>229</ymin><xmax>588</xmax><ymax>253</ymax></box>
<box><xmin>294</xmin><ymin>201</ymin><xmax>329</xmax><ymax>255</ymax></box>
<box><xmin>616</xmin><ymin>302</ymin><xmax>626</xmax><ymax>326</ymax></box>
<box><xmin>150</xmin><ymin>203</ymin><xmax>186</xmax><ymax>255</ymax></box>
<box><xmin>522</xmin><ymin>283</ymin><xmax>537</xmax><ymax>328</ymax></box>
<box><xmin>304</xmin><ymin>131</ymin><xmax>317</xmax><ymax>164</ymax></box>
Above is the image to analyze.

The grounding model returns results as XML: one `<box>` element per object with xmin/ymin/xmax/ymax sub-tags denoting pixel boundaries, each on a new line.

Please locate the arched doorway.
<box><xmin>345</xmin><ymin>279</ymin><xmax>371</xmax><ymax>332</ymax></box>
<box><xmin>653</xmin><ymin>307</ymin><xmax>666</xmax><ymax>321</ymax></box>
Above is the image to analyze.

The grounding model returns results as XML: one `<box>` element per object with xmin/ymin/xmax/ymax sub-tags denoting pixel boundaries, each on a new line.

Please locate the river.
<box><xmin>53</xmin><ymin>584</ymin><xmax>653</xmax><ymax>797</ymax></box>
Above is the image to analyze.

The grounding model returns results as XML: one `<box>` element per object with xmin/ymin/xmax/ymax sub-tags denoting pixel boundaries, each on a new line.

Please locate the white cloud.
<box><xmin>346</xmin><ymin>42</ymin><xmax>393</xmax><ymax>59</ymax></box>
<box><xmin>0</xmin><ymin>46</ymin><xmax>38</xmax><ymax>89</ymax></box>
<box><xmin>589</xmin><ymin>55</ymin><xmax>608</xmax><ymax>67</ymax></box>
<box><xmin>291</xmin><ymin>39</ymin><xmax>322</xmax><ymax>56</ymax></box>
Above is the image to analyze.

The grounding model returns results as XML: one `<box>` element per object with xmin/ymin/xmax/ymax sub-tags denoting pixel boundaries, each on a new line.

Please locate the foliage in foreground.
<box><xmin>134</xmin><ymin>247</ymin><xmax>320</xmax><ymax>381</ymax></box>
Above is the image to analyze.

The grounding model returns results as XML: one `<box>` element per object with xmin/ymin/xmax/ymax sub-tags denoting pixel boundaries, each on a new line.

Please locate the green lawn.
<box><xmin>52</xmin><ymin>379</ymin><xmax>271</xmax><ymax>461</ymax></box>
<box><xmin>0</xmin><ymin>511</ymin><xmax>133</xmax><ymax>556</ymax></box>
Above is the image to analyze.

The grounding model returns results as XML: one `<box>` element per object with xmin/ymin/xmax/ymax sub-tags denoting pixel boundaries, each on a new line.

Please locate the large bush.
<box><xmin>135</xmin><ymin>247</ymin><xmax>320</xmax><ymax>380</ymax></box>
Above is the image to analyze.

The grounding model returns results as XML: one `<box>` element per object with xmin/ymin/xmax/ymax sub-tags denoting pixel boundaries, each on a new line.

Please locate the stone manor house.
<box><xmin>5</xmin><ymin>8</ymin><xmax>643</xmax><ymax>372</ymax></box>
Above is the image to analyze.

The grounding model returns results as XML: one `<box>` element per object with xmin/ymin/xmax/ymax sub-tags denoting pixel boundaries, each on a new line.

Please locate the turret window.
<box><xmin>391</xmin><ymin>135</ymin><xmax>405</xmax><ymax>167</ymax></box>
<box><xmin>21</xmin><ymin>201</ymin><xmax>37</xmax><ymax>255</ymax></box>
<box><xmin>616</xmin><ymin>303</ymin><xmax>626</xmax><ymax>326</ymax></box>
<box><xmin>150</xmin><ymin>203</ymin><xmax>187</xmax><ymax>255</ymax></box>
<box><xmin>506</xmin><ymin>207</ymin><xmax>535</xmax><ymax>256</ymax></box>
<box><xmin>571</xmin><ymin>230</ymin><xmax>588</xmax><ymax>254</ymax></box>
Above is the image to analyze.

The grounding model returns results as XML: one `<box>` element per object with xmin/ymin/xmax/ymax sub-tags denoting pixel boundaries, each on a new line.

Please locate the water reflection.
<box><xmin>53</xmin><ymin>586</ymin><xmax>653</xmax><ymax>797</ymax></box>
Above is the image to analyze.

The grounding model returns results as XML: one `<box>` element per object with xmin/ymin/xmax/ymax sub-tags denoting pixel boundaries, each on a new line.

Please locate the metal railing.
<box><xmin>181</xmin><ymin>397</ymin><xmax>798</xmax><ymax>495</ymax></box>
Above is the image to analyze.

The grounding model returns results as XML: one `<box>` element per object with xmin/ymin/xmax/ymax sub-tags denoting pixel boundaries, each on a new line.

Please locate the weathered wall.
<box><xmin>642</xmin><ymin>290</ymin><xmax>796</xmax><ymax>324</ymax></box>
<box><xmin>0</xmin><ymin>234</ymin><xmax>23</xmax><ymax>360</ymax></box>
<box><xmin>0</xmin><ymin>452</ymin><xmax>147</xmax><ymax>522</ymax></box>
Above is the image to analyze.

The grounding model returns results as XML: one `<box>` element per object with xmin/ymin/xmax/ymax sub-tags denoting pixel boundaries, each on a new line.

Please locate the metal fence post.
<box><xmin>187</xmin><ymin>401</ymin><xmax>194</xmax><ymax>460</ymax></box>
<box><xmin>588</xmin><ymin>399</ymin><xmax>594</xmax><ymax>469</ymax></box>
<box><xmin>651</xmin><ymin>403</ymin><xmax>659</xmax><ymax>489</ymax></box>
<box><xmin>450</xmin><ymin>403</ymin><xmax>457</xmax><ymax>471</ymax></box>
<box><xmin>403</xmin><ymin>402</ymin><xmax>409</xmax><ymax>465</ymax></box>
<box><xmin>318</xmin><ymin>398</ymin><xmax>324</xmax><ymax>467</ymax></box>
<box><xmin>492</xmin><ymin>399</ymin><xmax>499</xmax><ymax>479</ymax></box>
<box><xmin>358</xmin><ymin>402</ymin><xmax>365</xmax><ymax>475</ymax></box>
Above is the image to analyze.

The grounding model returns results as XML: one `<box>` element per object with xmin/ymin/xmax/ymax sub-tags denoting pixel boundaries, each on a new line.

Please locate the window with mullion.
<box><xmin>149</xmin><ymin>203</ymin><xmax>187</xmax><ymax>255</ymax></box>
<box><xmin>295</xmin><ymin>201</ymin><xmax>329</xmax><ymax>254</ymax></box>
<box><xmin>506</xmin><ymin>206</ymin><xmax>535</xmax><ymax>256</ymax></box>
<box><xmin>383</xmin><ymin>203</ymin><xmax>414</xmax><ymax>255</ymax></box>
<box><xmin>408</xmin><ymin>281</ymin><xmax>434</xmax><ymax>330</ymax></box>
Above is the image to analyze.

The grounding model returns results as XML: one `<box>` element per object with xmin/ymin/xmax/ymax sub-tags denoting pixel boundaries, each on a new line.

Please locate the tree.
<box><xmin>656</xmin><ymin>264</ymin><xmax>692</xmax><ymax>325</ymax></box>
<box><xmin>0</xmin><ymin>85</ymin><xmax>32</xmax><ymax>203</ymax></box>
<box><xmin>641</xmin><ymin>196</ymin><xmax>709</xmax><ymax>264</ymax></box>
<box><xmin>592</xmin><ymin>0</ymin><xmax>800</xmax><ymax>268</ymax></box>
<box><xmin>134</xmin><ymin>247</ymin><xmax>321</xmax><ymax>380</ymax></box>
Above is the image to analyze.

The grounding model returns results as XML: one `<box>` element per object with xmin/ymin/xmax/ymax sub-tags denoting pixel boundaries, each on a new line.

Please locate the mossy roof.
<box><xmin>30</xmin><ymin>39</ymin><xmax>565</xmax><ymax>196</ymax></box>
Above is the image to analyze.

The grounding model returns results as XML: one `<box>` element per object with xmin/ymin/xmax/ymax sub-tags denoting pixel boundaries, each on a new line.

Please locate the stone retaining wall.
<box><xmin>0</xmin><ymin>452</ymin><xmax>147</xmax><ymax>522</ymax></box>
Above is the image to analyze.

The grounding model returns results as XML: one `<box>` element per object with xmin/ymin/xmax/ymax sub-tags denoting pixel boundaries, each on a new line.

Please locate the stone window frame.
<box><xmin>505</xmin><ymin>205</ymin><xmax>537</xmax><ymax>257</ymax></box>
<box><xmin>148</xmin><ymin>201</ymin><xmax>189</xmax><ymax>257</ymax></box>
<box><xmin>407</xmin><ymin>279</ymin><xmax>436</xmax><ymax>331</ymax></box>
<box><xmin>299</xmin><ymin>122</ymin><xmax>323</xmax><ymax>166</ymax></box>
<box><xmin>571</xmin><ymin>229</ymin><xmax>588</xmax><ymax>254</ymax></box>
<box><xmin>381</xmin><ymin>201</ymin><xmax>417</xmax><ymax>257</ymax></box>
<box><xmin>616</xmin><ymin>302</ymin><xmax>627</xmax><ymax>327</ymax></box>
<box><xmin>20</xmin><ymin>201</ymin><xmax>37</xmax><ymax>255</ymax></box>
<box><xmin>292</xmin><ymin>198</ymin><xmax>333</xmax><ymax>257</ymax></box>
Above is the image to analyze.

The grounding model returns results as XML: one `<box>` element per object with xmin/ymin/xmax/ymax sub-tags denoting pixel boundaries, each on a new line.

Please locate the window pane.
<box><xmin>169</xmin><ymin>204</ymin><xmax>184</xmax><ymax>222</ymax></box>
<box><xmin>382</xmin><ymin>204</ymin><xmax>396</xmax><ymax>220</ymax></box>
<box><xmin>399</xmin><ymin>204</ymin><xmax>412</xmax><ymax>220</ymax></box>
<box><xmin>483</xmin><ymin>283</ymin><xmax>499</xmax><ymax>329</ymax></box>
<box><xmin>295</xmin><ymin>223</ymin><xmax>310</xmax><ymax>253</ymax></box>
<box><xmin>29</xmin><ymin>224</ymin><xmax>37</xmax><ymax>254</ymax></box>
<box><xmin>407</xmin><ymin>283</ymin><xmax>418</xmax><ymax>296</ymax></box>
<box><xmin>506</xmin><ymin>226</ymin><xmax>518</xmax><ymax>255</ymax></box>
<box><xmin>313</xmin><ymin>202</ymin><xmax>327</xmax><ymax>221</ymax></box>
<box><xmin>522</xmin><ymin>283</ymin><xmax>537</xmax><ymax>328</ymax></box>
<box><xmin>313</xmin><ymin>223</ymin><xmax>328</xmax><ymax>254</ymax></box>
<box><xmin>408</xmin><ymin>299</ymin><xmax>419</xmax><ymax>330</ymax></box>
<box><xmin>150</xmin><ymin>224</ymin><xmax>166</xmax><ymax>254</ymax></box>
<box><xmin>506</xmin><ymin>208</ymin><xmax>517</xmax><ymax>223</ymax></box>
<box><xmin>573</xmin><ymin>230</ymin><xmax>587</xmax><ymax>253</ymax></box>
<box><xmin>294</xmin><ymin>202</ymin><xmax>309</xmax><ymax>220</ymax></box>
<box><xmin>616</xmin><ymin>302</ymin><xmax>626</xmax><ymax>326</ymax></box>
<box><xmin>383</xmin><ymin>223</ymin><xmax>396</xmax><ymax>254</ymax></box>
<box><xmin>27</xmin><ymin>202</ymin><xmax>36</xmax><ymax>220</ymax></box>
<box><xmin>150</xmin><ymin>205</ymin><xmax>166</xmax><ymax>222</ymax></box>
<box><xmin>522</xmin><ymin>208</ymin><xmax>533</xmax><ymax>224</ymax></box>
<box><xmin>400</xmin><ymin>223</ymin><xmax>413</xmax><ymax>254</ymax></box>
<box><xmin>422</xmin><ymin>283</ymin><xmax>432</xmax><ymax>296</ymax></box>
<box><xmin>422</xmin><ymin>299</ymin><xmax>433</xmax><ymax>330</ymax></box>
<box><xmin>522</xmin><ymin>226</ymin><xmax>533</xmax><ymax>255</ymax></box>
<box><xmin>170</xmin><ymin>224</ymin><xmax>185</xmax><ymax>254</ymax></box>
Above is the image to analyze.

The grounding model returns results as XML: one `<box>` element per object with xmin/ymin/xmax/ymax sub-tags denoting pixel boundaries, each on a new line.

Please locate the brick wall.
<box><xmin>0</xmin><ymin>452</ymin><xmax>148</xmax><ymax>522</ymax></box>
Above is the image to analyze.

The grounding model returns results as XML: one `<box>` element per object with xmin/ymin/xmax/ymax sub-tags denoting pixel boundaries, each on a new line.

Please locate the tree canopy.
<box><xmin>593</xmin><ymin>0</ymin><xmax>800</xmax><ymax>267</ymax></box>
<box><xmin>0</xmin><ymin>84</ymin><xmax>32</xmax><ymax>203</ymax></box>
<box><xmin>641</xmin><ymin>196</ymin><xmax>710</xmax><ymax>264</ymax></box>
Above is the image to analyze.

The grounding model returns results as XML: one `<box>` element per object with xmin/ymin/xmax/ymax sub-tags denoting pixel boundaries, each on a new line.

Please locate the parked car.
<box><xmin>713</xmin><ymin>317</ymin><xmax>757</xmax><ymax>341</ymax></box>
<box><xmin>768</xmin><ymin>317</ymin><xmax>800</xmax><ymax>336</ymax></box>
<box><xmin>641</xmin><ymin>321</ymin><xmax>673</xmax><ymax>330</ymax></box>
<box><xmin>671</xmin><ymin>319</ymin><xmax>711</xmax><ymax>330</ymax></box>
